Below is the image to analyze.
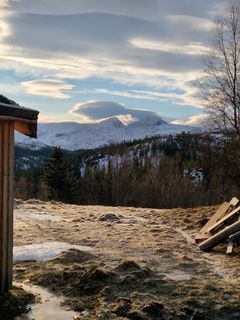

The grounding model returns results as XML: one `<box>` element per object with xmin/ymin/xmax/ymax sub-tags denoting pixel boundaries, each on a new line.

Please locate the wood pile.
<box><xmin>196</xmin><ymin>197</ymin><xmax>240</xmax><ymax>253</ymax></box>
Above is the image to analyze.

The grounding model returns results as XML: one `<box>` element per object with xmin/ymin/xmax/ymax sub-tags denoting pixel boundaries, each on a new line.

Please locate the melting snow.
<box><xmin>15</xmin><ymin>209</ymin><xmax>62</xmax><ymax>222</ymax></box>
<box><xmin>14</xmin><ymin>282</ymin><xmax>79</xmax><ymax>320</ymax></box>
<box><xmin>165</xmin><ymin>271</ymin><xmax>192</xmax><ymax>281</ymax></box>
<box><xmin>13</xmin><ymin>241</ymin><xmax>93</xmax><ymax>262</ymax></box>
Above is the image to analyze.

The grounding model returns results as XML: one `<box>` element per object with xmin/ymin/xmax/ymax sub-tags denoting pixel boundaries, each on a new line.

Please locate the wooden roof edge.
<box><xmin>14</xmin><ymin>121</ymin><xmax>38</xmax><ymax>138</ymax></box>
<box><xmin>0</xmin><ymin>102</ymin><xmax>39</xmax><ymax>138</ymax></box>
<box><xmin>0</xmin><ymin>103</ymin><xmax>39</xmax><ymax>121</ymax></box>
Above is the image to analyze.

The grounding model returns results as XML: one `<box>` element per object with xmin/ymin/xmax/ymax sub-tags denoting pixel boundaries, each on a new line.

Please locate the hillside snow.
<box><xmin>15</xmin><ymin>115</ymin><xmax>199</xmax><ymax>151</ymax></box>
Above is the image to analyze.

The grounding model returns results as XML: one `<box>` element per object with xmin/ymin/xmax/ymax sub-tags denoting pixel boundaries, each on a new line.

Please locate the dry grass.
<box><xmin>13</xmin><ymin>200</ymin><xmax>240</xmax><ymax>319</ymax></box>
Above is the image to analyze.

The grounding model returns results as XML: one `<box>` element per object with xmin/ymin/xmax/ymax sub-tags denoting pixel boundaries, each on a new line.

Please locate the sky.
<box><xmin>0</xmin><ymin>0</ymin><xmax>227</xmax><ymax>125</ymax></box>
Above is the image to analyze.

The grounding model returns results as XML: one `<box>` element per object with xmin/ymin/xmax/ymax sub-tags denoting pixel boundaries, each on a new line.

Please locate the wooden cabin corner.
<box><xmin>0</xmin><ymin>103</ymin><xmax>39</xmax><ymax>297</ymax></box>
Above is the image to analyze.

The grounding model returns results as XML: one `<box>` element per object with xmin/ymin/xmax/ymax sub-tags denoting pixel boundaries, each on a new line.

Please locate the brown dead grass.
<box><xmin>13</xmin><ymin>201</ymin><xmax>240</xmax><ymax>319</ymax></box>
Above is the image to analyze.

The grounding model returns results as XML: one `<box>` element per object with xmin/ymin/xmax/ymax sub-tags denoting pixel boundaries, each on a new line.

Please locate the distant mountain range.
<box><xmin>15</xmin><ymin>115</ymin><xmax>199</xmax><ymax>151</ymax></box>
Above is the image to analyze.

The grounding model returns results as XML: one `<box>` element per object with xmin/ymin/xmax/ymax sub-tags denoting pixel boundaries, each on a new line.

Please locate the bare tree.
<box><xmin>203</xmin><ymin>0</ymin><xmax>240</xmax><ymax>136</ymax></box>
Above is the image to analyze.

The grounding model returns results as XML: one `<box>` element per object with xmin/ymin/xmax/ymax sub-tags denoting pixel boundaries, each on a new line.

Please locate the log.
<box><xmin>229</xmin><ymin>230</ymin><xmax>240</xmax><ymax>241</ymax></box>
<box><xmin>199</xmin><ymin>220</ymin><xmax>240</xmax><ymax>251</ymax></box>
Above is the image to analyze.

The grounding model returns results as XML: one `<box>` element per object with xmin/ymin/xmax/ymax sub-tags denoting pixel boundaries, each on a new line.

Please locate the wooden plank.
<box><xmin>7</xmin><ymin>122</ymin><xmax>14</xmax><ymax>290</ymax></box>
<box><xmin>0</xmin><ymin>103</ymin><xmax>39</xmax><ymax>121</ymax></box>
<box><xmin>207</xmin><ymin>205</ymin><xmax>240</xmax><ymax>234</ymax></box>
<box><xmin>229</xmin><ymin>231</ymin><xmax>240</xmax><ymax>241</ymax></box>
<box><xmin>0</xmin><ymin>121</ymin><xmax>8</xmax><ymax>295</ymax></box>
<box><xmin>198</xmin><ymin>202</ymin><xmax>229</xmax><ymax>235</ymax></box>
<box><xmin>0</xmin><ymin>121</ymin><xmax>5</xmax><ymax>295</ymax></box>
<box><xmin>195</xmin><ymin>232</ymin><xmax>210</xmax><ymax>244</ymax></box>
<box><xmin>226</xmin><ymin>240</ymin><xmax>234</xmax><ymax>254</ymax></box>
<box><xmin>0</xmin><ymin>120</ymin><xmax>14</xmax><ymax>296</ymax></box>
<box><xmin>2</xmin><ymin>122</ymin><xmax>9</xmax><ymax>294</ymax></box>
<box><xmin>199</xmin><ymin>219</ymin><xmax>240</xmax><ymax>251</ymax></box>
<box><xmin>0</xmin><ymin>116</ymin><xmax>37</xmax><ymax>124</ymax></box>
<box><xmin>230</xmin><ymin>197</ymin><xmax>239</xmax><ymax>206</ymax></box>
<box><xmin>14</xmin><ymin>120</ymin><xmax>37</xmax><ymax>138</ymax></box>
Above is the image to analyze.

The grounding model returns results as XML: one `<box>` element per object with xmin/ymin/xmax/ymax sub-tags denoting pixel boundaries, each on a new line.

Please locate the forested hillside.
<box><xmin>14</xmin><ymin>132</ymin><xmax>240</xmax><ymax>208</ymax></box>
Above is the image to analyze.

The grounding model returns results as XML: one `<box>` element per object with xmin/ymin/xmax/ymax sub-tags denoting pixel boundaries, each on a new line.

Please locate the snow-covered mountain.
<box><xmin>15</xmin><ymin>115</ymin><xmax>199</xmax><ymax>151</ymax></box>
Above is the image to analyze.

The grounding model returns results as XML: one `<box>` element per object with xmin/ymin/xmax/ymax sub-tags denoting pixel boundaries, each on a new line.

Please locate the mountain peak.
<box><xmin>99</xmin><ymin>117</ymin><xmax>125</xmax><ymax>128</ymax></box>
<box><xmin>130</xmin><ymin>115</ymin><xmax>167</xmax><ymax>127</ymax></box>
<box><xmin>140</xmin><ymin>115</ymin><xmax>167</xmax><ymax>126</ymax></box>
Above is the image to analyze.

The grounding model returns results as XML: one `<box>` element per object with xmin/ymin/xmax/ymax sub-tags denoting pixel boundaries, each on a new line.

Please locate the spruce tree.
<box><xmin>43</xmin><ymin>147</ymin><xmax>78</xmax><ymax>203</ymax></box>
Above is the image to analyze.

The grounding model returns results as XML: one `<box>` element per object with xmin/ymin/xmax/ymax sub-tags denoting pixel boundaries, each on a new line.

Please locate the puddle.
<box><xmin>15</xmin><ymin>209</ymin><xmax>62</xmax><ymax>222</ymax></box>
<box><xmin>14</xmin><ymin>241</ymin><xmax>93</xmax><ymax>262</ymax></box>
<box><xmin>165</xmin><ymin>271</ymin><xmax>192</xmax><ymax>281</ymax></box>
<box><xmin>14</xmin><ymin>283</ymin><xmax>79</xmax><ymax>320</ymax></box>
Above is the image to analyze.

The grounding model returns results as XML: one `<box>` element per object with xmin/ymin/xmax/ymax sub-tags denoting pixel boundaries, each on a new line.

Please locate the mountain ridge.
<box><xmin>15</xmin><ymin>115</ymin><xmax>199</xmax><ymax>151</ymax></box>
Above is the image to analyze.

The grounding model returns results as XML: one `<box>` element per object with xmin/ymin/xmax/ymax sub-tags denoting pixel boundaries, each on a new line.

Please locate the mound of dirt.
<box><xmin>115</xmin><ymin>261</ymin><xmax>142</xmax><ymax>272</ymax></box>
<box><xmin>51</xmin><ymin>249</ymin><xmax>95</xmax><ymax>264</ymax></box>
<box><xmin>0</xmin><ymin>287</ymin><xmax>34</xmax><ymax>320</ymax></box>
<box><xmin>98</xmin><ymin>213</ymin><xmax>120</xmax><ymax>222</ymax></box>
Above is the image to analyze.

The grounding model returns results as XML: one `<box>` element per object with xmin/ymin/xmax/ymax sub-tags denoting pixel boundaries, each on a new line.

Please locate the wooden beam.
<box><xmin>199</xmin><ymin>220</ymin><xmax>240</xmax><ymax>251</ymax></box>
<box><xmin>0</xmin><ymin>120</ymin><xmax>14</xmax><ymax>296</ymax></box>
<box><xmin>230</xmin><ymin>197</ymin><xmax>239</xmax><ymax>206</ymax></box>
<box><xmin>207</xmin><ymin>205</ymin><xmax>240</xmax><ymax>234</ymax></box>
<box><xmin>229</xmin><ymin>231</ymin><xmax>240</xmax><ymax>241</ymax></box>
<box><xmin>0</xmin><ymin>103</ymin><xmax>39</xmax><ymax>121</ymax></box>
<box><xmin>0</xmin><ymin>106</ymin><xmax>38</xmax><ymax>138</ymax></box>
<box><xmin>226</xmin><ymin>240</ymin><xmax>234</xmax><ymax>254</ymax></box>
<box><xmin>14</xmin><ymin>120</ymin><xmax>37</xmax><ymax>138</ymax></box>
<box><xmin>198</xmin><ymin>202</ymin><xmax>229</xmax><ymax>236</ymax></box>
<box><xmin>195</xmin><ymin>232</ymin><xmax>210</xmax><ymax>244</ymax></box>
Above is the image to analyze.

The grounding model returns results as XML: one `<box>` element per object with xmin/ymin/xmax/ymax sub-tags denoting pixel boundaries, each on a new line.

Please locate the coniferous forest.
<box><xmin>14</xmin><ymin>132</ymin><xmax>240</xmax><ymax>208</ymax></box>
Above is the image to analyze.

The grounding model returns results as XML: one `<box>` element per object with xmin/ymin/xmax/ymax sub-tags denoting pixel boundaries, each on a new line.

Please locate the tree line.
<box><xmin>14</xmin><ymin>133</ymin><xmax>240</xmax><ymax>208</ymax></box>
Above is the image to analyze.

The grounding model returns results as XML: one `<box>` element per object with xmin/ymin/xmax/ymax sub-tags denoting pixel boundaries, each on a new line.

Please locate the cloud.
<box><xmin>0</xmin><ymin>0</ymin><xmax>8</xmax><ymax>8</ymax></box>
<box><xmin>172</xmin><ymin>113</ymin><xmax>208</xmax><ymax>127</ymax></box>
<box><xmin>6</xmin><ymin>0</ymin><xmax>225</xmax><ymax>20</ymax></box>
<box><xmin>21</xmin><ymin>79</ymin><xmax>74</xmax><ymax>99</ymax></box>
<box><xmin>70</xmin><ymin>100</ymin><xmax>158</xmax><ymax>122</ymax></box>
<box><xmin>82</xmin><ymin>88</ymin><xmax>181</xmax><ymax>103</ymax></box>
<box><xmin>0</xmin><ymin>0</ymin><xmax>227</xmax><ymax>116</ymax></box>
<box><xmin>167</xmin><ymin>15</ymin><xmax>215</xmax><ymax>32</ymax></box>
<box><xmin>130</xmin><ymin>38</ymin><xmax>211</xmax><ymax>56</ymax></box>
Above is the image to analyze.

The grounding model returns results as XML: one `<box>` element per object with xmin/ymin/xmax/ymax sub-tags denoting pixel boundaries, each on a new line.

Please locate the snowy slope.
<box><xmin>15</xmin><ymin>115</ymin><xmax>199</xmax><ymax>151</ymax></box>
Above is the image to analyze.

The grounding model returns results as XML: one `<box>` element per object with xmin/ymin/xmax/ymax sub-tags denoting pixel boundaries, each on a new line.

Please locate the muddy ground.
<box><xmin>13</xmin><ymin>200</ymin><xmax>240</xmax><ymax>319</ymax></box>
<box><xmin>0</xmin><ymin>286</ymin><xmax>34</xmax><ymax>320</ymax></box>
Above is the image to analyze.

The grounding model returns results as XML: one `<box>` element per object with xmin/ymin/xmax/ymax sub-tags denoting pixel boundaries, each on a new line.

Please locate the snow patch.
<box><xmin>15</xmin><ymin>210</ymin><xmax>62</xmax><ymax>222</ymax></box>
<box><xmin>165</xmin><ymin>271</ymin><xmax>192</xmax><ymax>281</ymax></box>
<box><xmin>13</xmin><ymin>242</ymin><xmax>93</xmax><ymax>262</ymax></box>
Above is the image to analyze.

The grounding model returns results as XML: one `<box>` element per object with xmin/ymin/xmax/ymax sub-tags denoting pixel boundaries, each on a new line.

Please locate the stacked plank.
<box><xmin>196</xmin><ymin>197</ymin><xmax>240</xmax><ymax>253</ymax></box>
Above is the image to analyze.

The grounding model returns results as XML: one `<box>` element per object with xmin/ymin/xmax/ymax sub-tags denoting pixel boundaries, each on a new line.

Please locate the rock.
<box><xmin>98</xmin><ymin>213</ymin><xmax>120</xmax><ymax>222</ymax></box>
